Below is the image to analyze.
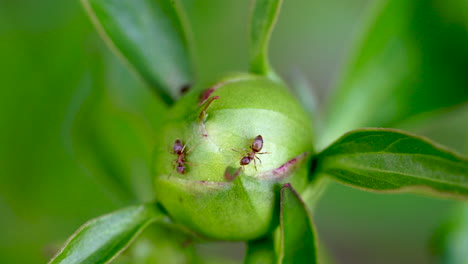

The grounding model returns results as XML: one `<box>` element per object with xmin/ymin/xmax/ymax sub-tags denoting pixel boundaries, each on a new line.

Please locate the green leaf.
<box><xmin>82</xmin><ymin>0</ymin><xmax>194</xmax><ymax>104</ymax></box>
<box><xmin>49</xmin><ymin>203</ymin><xmax>164</xmax><ymax>264</ymax></box>
<box><xmin>249</xmin><ymin>0</ymin><xmax>283</xmax><ymax>77</ymax></box>
<box><xmin>279</xmin><ymin>184</ymin><xmax>318</xmax><ymax>264</ymax></box>
<box><xmin>245</xmin><ymin>237</ymin><xmax>275</xmax><ymax>264</ymax></box>
<box><xmin>321</xmin><ymin>0</ymin><xmax>468</xmax><ymax>149</ymax></box>
<box><xmin>397</xmin><ymin>103</ymin><xmax>468</xmax><ymax>155</ymax></box>
<box><xmin>317</xmin><ymin>128</ymin><xmax>468</xmax><ymax>198</ymax></box>
<box><xmin>71</xmin><ymin>48</ymin><xmax>167</xmax><ymax>204</ymax></box>
<box><xmin>118</xmin><ymin>223</ymin><xmax>200</xmax><ymax>264</ymax></box>
<box><xmin>432</xmin><ymin>204</ymin><xmax>468</xmax><ymax>264</ymax></box>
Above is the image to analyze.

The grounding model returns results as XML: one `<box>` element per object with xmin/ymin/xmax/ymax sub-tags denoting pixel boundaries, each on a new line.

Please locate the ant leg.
<box><xmin>232</xmin><ymin>148</ymin><xmax>248</xmax><ymax>153</ymax></box>
<box><xmin>255</xmin><ymin>156</ymin><xmax>262</xmax><ymax>165</ymax></box>
<box><xmin>180</xmin><ymin>135</ymin><xmax>196</xmax><ymax>153</ymax></box>
<box><xmin>181</xmin><ymin>143</ymin><xmax>187</xmax><ymax>153</ymax></box>
<box><xmin>253</xmin><ymin>157</ymin><xmax>257</xmax><ymax>171</ymax></box>
<box><xmin>257</xmin><ymin>152</ymin><xmax>271</xmax><ymax>155</ymax></box>
<box><xmin>232</xmin><ymin>149</ymin><xmax>250</xmax><ymax>159</ymax></box>
<box><xmin>169</xmin><ymin>165</ymin><xmax>176</xmax><ymax>178</ymax></box>
<box><xmin>186</xmin><ymin>142</ymin><xmax>201</xmax><ymax>154</ymax></box>
<box><xmin>169</xmin><ymin>160</ymin><xmax>179</xmax><ymax>177</ymax></box>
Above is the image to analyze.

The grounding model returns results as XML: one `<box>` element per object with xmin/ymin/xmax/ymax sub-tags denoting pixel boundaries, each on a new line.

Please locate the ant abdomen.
<box><xmin>251</xmin><ymin>135</ymin><xmax>263</xmax><ymax>152</ymax></box>
<box><xmin>176</xmin><ymin>165</ymin><xmax>185</xmax><ymax>174</ymax></box>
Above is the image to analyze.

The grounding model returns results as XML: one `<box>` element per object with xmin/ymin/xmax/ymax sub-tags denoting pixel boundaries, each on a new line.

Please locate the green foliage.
<box><xmin>423</xmin><ymin>105</ymin><xmax>468</xmax><ymax>264</ymax></box>
<box><xmin>49</xmin><ymin>204</ymin><xmax>164</xmax><ymax>264</ymax></box>
<box><xmin>153</xmin><ymin>75</ymin><xmax>314</xmax><ymax>240</ymax></box>
<box><xmin>279</xmin><ymin>184</ymin><xmax>317</xmax><ymax>264</ymax></box>
<box><xmin>243</xmin><ymin>184</ymin><xmax>319</xmax><ymax>264</ymax></box>
<box><xmin>72</xmin><ymin>49</ymin><xmax>167</xmax><ymax>204</ymax></box>
<box><xmin>2</xmin><ymin>0</ymin><xmax>467</xmax><ymax>263</ymax></box>
<box><xmin>245</xmin><ymin>238</ymin><xmax>275</xmax><ymax>264</ymax></box>
<box><xmin>317</xmin><ymin>128</ymin><xmax>468</xmax><ymax>197</ymax></box>
<box><xmin>82</xmin><ymin>0</ymin><xmax>194</xmax><ymax>104</ymax></box>
<box><xmin>322</xmin><ymin>0</ymin><xmax>468</xmax><ymax>149</ymax></box>
<box><xmin>0</xmin><ymin>1</ymin><xmax>119</xmax><ymax>263</ymax></box>
<box><xmin>249</xmin><ymin>0</ymin><xmax>283</xmax><ymax>77</ymax></box>
<box><xmin>432</xmin><ymin>205</ymin><xmax>468</xmax><ymax>264</ymax></box>
<box><xmin>112</xmin><ymin>224</ymin><xmax>200</xmax><ymax>264</ymax></box>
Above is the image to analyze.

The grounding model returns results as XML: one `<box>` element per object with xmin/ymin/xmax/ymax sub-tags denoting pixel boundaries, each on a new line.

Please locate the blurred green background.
<box><xmin>0</xmin><ymin>0</ymin><xmax>467</xmax><ymax>263</ymax></box>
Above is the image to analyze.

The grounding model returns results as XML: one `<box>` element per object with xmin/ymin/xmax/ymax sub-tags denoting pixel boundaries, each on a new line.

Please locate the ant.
<box><xmin>233</xmin><ymin>135</ymin><xmax>270</xmax><ymax>170</ymax></box>
<box><xmin>171</xmin><ymin>138</ymin><xmax>199</xmax><ymax>175</ymax></box>
<box><xmin>172</xmin><ymin>139</ymin><xmax>188</xmax><ymax>174</ymax></box>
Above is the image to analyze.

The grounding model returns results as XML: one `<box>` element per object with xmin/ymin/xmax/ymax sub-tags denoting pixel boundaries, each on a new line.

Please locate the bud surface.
<box><xmin>153</xmin><ymin>74</ymin><xmax>314</xmax><ymax>240</ymax></box>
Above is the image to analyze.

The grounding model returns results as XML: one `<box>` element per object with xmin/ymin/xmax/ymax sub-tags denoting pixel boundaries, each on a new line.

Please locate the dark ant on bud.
<box><xmin>173</xmin><ymin>139</ymin><xmax>188</xmax><ymax>174</ymax></box>
<box><xmin>234</xmin><ymin>135</ymin><xmax>270</xmax><ymax>170</ymax></box>
<box><xmin>171</xmin><ymin>139</ymin><xmax>199</xmax><ymax>175</ymax></box>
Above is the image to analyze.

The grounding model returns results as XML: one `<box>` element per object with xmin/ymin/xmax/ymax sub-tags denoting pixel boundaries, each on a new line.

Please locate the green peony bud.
<box><xmin>153</xmin><ymin>73</ymin><xmax>314</xmax><ymax>241</ymax></box>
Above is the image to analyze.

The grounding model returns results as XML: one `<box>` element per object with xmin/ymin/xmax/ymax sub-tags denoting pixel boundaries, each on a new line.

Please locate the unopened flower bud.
<box><xmin>153</xmin><ymin>74</ymin><xmax>314</xmax><ymax>240</ymax></box>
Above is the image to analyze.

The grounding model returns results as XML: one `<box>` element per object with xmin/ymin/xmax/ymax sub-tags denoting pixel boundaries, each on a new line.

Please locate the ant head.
<box><xmin>173</xmin><ymin>139</ymin><xmax>184</xmax><ymax>154</ymax></box>
<box><xmin>240</xmin><ymin>156</ymin><xmax>251</xmax><ymax>165</ymax></box>
<box><xmin>251</xmin><ymin>135</ymin><xmax>263</xmax><ymax>152</ymax></box>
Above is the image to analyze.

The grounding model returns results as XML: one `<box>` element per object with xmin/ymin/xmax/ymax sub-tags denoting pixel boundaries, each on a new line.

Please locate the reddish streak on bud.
<box><xmin>199</xmin><ymin>76</ymin><xmax>251</xmax><ymax>105</ymax></box>
<box><xmin>199</xmin><ymin>83</ymin><xmax>224</xmax><ymax>105</ymax></box>
<box><xmin>199</xmin><ymin>96</ymin><xmax>219</xmax><ymax>118</ymax></box>
<box><xmin>258</xmin><ymin>152</ymin><xmax>309</xmax><ymax>180</ymax></box>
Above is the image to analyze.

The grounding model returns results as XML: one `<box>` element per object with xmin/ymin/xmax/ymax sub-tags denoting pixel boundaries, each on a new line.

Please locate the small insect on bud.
<box><xmin>235</xmin><ymin>135</ymin><xmax>270</xmax><ymax>170</ymax></box>
<box><xmin>172</xmin><ymin>139</ymin><xmax>189</xmax><ymax>175</ymax></box>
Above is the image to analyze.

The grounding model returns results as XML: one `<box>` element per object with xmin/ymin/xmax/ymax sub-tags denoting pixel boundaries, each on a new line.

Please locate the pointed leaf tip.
<box><xmin>317</xmin><ymin>128</ymin><xmax>468</xmax><ymax>199</ymax></box>
<box><xmin>82</xmin><ymin>0</ymin><xmax>195</xmax><ymax>104</ymax></box>
<box><xmin>49</xmin><ymin>203</ymin><xmax>164</xmax><ymax>264</ymax></box>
